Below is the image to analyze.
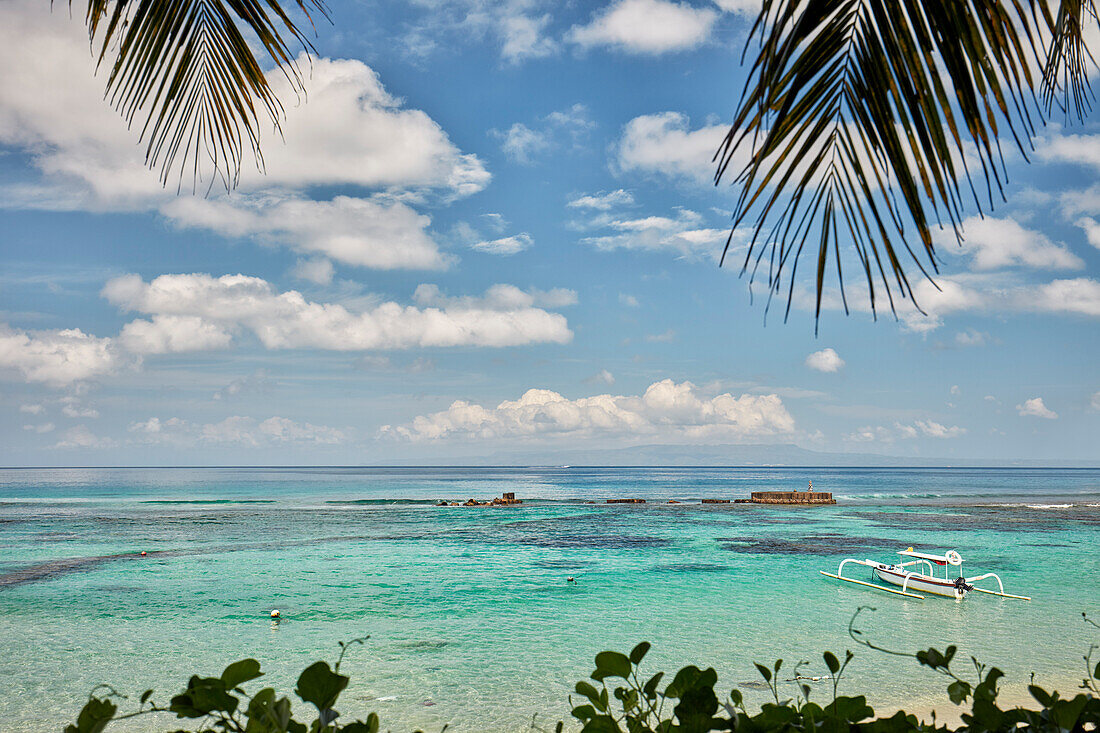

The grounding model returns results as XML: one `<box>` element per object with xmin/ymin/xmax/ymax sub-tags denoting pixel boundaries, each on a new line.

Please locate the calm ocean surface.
<box><xmin>1</xmin><ymin>466</ymin><xmax>1097</xmax><ymax>731</ymax></box>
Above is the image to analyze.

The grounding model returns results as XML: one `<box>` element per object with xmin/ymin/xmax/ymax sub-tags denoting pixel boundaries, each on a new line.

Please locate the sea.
<box><xmin>0</xmin><ymin>466</ymin><xmax>1097</xmax><ymax>731</ymax></box>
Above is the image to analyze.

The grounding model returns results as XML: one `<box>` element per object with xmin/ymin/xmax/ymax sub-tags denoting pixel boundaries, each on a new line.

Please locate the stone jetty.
<box><xmin>743</xmin><ymin>491</ymin><xmax>835</xmax><ymax>505</ymax></box>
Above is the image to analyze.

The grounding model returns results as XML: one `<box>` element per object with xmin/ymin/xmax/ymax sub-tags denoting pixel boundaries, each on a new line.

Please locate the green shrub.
<box><xmin>66</xmin><ymin>612</ymin><xmax>1099</xmax><ymax>733</ymax></box>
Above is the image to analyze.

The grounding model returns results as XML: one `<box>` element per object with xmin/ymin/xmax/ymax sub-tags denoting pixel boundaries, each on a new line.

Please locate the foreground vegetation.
<box><xmin>66</xmin><ymin>609</ymin><xmax>1098</xmax><ymax>732</ymax></box>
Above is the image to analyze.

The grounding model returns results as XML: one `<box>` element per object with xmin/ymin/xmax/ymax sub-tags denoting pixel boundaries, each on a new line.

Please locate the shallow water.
<box><xmin>1</xmin><ymin>467</ymin><xmax>1097</xmax><ymax>731</ymax></box>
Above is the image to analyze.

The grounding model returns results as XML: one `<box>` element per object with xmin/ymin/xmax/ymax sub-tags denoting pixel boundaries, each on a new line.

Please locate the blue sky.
<box><xmin>1</xmin><ymin>0</ymin><xmax>1098</xmax><ymax>465</ymax></box>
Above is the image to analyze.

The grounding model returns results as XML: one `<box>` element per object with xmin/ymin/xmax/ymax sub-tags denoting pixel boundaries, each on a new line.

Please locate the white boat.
<box><xmin>820</xmin><ymin>547</ymin><xmax>1030</xmax><ymax>601</ymax></box>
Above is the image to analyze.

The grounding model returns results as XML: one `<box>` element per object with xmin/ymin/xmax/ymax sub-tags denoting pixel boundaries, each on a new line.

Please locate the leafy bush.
<box><xmin>66</xmin><ymin>612</ymin><xmax>1099</xmax><ymax>733</ymax></box>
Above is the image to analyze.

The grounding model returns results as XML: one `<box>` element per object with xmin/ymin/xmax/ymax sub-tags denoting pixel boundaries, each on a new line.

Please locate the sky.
<box><xmin>0</xmin><ymin>0</ymin><xmax>1098</xmax><ymax>466</ymax></box>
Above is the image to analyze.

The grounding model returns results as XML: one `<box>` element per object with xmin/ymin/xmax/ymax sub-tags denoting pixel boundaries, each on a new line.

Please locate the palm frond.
<box><xmin>78</xmin><ymin>0</ymin><xmax>328</xmax><ymax>190</ymax></box>
<box><xmin>717</xmin><ymin>0</ymin><xmax>1098</xmax><ymax>331</ymax></box>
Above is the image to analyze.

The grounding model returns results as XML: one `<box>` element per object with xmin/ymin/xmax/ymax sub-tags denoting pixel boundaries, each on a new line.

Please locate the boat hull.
<box><xmin>872</xmin><ymin>565</ymin><xmax>965</xmax><ymax>598</ymax></box>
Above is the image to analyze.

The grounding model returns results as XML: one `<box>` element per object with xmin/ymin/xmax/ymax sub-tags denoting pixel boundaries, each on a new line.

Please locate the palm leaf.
<box><xmin>717</xmin><ymin>0</ymin><xmax>1098</xmax><ymax>331</ymax></box>
<box><xmin>77</xmin><ymin>0</ymin><xmax>327</xmax><ymax>190</ymax></box>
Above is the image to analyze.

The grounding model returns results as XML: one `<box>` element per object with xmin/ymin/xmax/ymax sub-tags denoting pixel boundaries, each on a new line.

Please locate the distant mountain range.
<box><xmin>384</xmin><ymin>443</ymin><xmax>1100</xmax><ymax>467</ymax></box>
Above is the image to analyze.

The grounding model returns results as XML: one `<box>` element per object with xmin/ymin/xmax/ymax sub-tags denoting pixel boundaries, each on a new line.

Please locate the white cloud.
<box><xmin>411</xmin><ymin>282</ymin><xmax>577</xmax><ymax>309</ymax></box>
<box><xmin>23</xmin><ymin>422</ymin><xmax>55</xmax><ymax>433</ymax></box>
<box><xmin>499</xmin><ymin>10</ymin><xmax>558</xmax><ymax>62</ymax></box>
<box><xmin>646</xmin><ymin>329</ymin><xmax>677</xmax><ymax>342</ymax></box>
<box><xmin>470</xmin><ymin>233</ymin><xmax>534</xmax><ymax>255</ymax></box>
<box><xmin>383</xmin><ymin>378</ymin><xmax>795</xmax><ymax>441</ymax></box>
<box><xmin>939</xmin><ymin>216</ymin><xmax>1083</xmax><ymax>270</ymax></box>
<box><xmin>1016</xmin><ymin>397</ymin><xmax>1058</xmax><ymax>419</ymax></box>
<box><xmin>162</xmin><ymin>195</ymin><xmax>452</xmax><ymax>271</ymax></box>
<box><xmin>213</xmin><ymin>371</ymin><xmax>272</xmax><ymax>401</ymax></box>
<box><xmin>712</xmin><ymin>0</ymin><xmax>761</xmax><ymax>13</ymax></box>
<box><xmin>587</xmin><ymin>369</ymin><xmax>616</xmax><ymax>385</ymax></box>
<box><xmin>568</xmin><ymin>190</ymin><xmax>635</xmax><ymax>210</ymax></box>
<box><xmin>61</xmin><ymin>401</ymin><xmax>99</xmax><ymax>419</ymax></box>
<box><xmin>1038</xmin><ymin>131</ymin><xmax>1100</xmax><ymax>170</ymax></box>
<box><xmin>292</xmin><ymin>258</ymin><xmax>336</xmax><ymax>285</ymax></box>
<box><xmin>1091</xmin><ymin>391</ymin><xmax>1100</xmax><ymax>411</ymax></box>
<box><xmin>619</xmin><ymin>293</ymin><xmax>640</xmax><ymax>307</ymax></box>
<box><xmin>19</xmin><ymin>404</ymin><xmax>44</xmax><ymax>415</ymax></box>
<box><xmin>0</xmin><ymin>1</ymin><xmax>487</xmax><ymax>271</ymax></box>
<box><xmin>950</xmin><ymin>385</ymin><xmax>961</xmax><ymax>396</ymax></box>
<box><xmin>955</xmin><ymin>329</ymin><xmax>990</xmax><ymax>346</ymax></box>
<box><xmin>568</xmin><ymin>0</ymin><xmax>718</xmax><ymax>54</ymax></box>
<box><xmin>805</xmin><ymin>348</ymin><xmax>844</xmax><ymax>373</ymax></box>
<box><xmin>579</xmin><ymin>207</ymin><xmax>728</xmax><ymax>259</ymax></box>
<box><xmin>491</xmin><ymin>104</ymin><xmax>594</xmax><ymax>164</ymax></box>
<box><xmin>913</xmin><ymin>419</ymin><xmax>966</xmax><ymax>439</ymax></box>
<box><xmin>1074</xmin><ymin>217</ymin><xmax>1100</xmax><ymax>251</ymax></box>
<box><xmin>1027</xmin><ymin>278</ymin><xmax>1100</xmax><ymax>316</ymax></box>
<box><xmin>0</xmin><ymin>325</ymin><xmax>123</xmax><ymax>386</ymax></box>
<box><xmin>401</xmin><ymin>0</ymin><xmax>558</xmax><ymax>64</ymax></box>
<box><xmin>104</xmin><ymin>273</ymin><xmax>574</xmax><ymax>352</ymax></box>
<box><xmin>2</xmin><ymin>273</ymin><xmax>577</xmax><ymax>389</ymax></box>
<box><xmin>616</xmin><ymin>112</ymin><xmax>726</xmax><ymax>184</ymax></box>
<box><xmin>118</xmin><ymin>315</ymin><xmax>234</xmax><ymax>355</ymax></box>
<box><xmin>846</xmin><ymin>419</ymin><xmax>965</xmax><ymax>442</ymax></box>
<box><xmin>53</xmin><ymin>425</ymin><xmax>116</xmax><ymax>449</ymax></box>
<box><xmin>800</xmin><ymin>273</ymin><xmax>1100</xmax><ymax>332</ymax></box>
<box><xmin>130</xmin><ymin>415</ymin><xmax>346</xmax><ymax>446</ymax></box>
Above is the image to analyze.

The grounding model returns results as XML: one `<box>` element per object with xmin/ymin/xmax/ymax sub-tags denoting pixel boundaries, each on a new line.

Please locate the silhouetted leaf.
<box><xmin>294</xmin><ymin>661</ymin><xmax>348</xmax><ymax>711</ymax></box>
<box><xmin>221</xmin><ymin>658</ymin><xmax>263</xmax><ymax>689</ymax></box>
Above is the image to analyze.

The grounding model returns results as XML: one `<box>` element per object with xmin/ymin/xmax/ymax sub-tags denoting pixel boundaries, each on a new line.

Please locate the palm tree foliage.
<box><xmin>79</xmin><ymin>0</ymin><xmax>327</xmax><ymax>190</ymax></box>
<box><xmin>717</xmin><ymin>0</ymin><xmax>1099</xmax><ymax>328</ymax></box>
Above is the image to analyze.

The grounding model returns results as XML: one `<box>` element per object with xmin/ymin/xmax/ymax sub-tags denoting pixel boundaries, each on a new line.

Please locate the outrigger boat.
<box><xmin>821</xmin><ymin>547</ymin><xmax>1030</xmax><ymax>601</ymax></box>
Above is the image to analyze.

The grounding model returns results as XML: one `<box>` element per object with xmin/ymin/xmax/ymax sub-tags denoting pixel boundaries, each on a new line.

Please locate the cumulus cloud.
<box><xmin>24</xmin><ymin>422</ymin><xmax>56</xmax><ymax>434</ymax></box>
<box><xmin>104</xmin><ymin>273</ymin><xmax>574</xmax><ymax>352</ymax></box>
<box><xmin>1027</xmin><ymin>278</ymin><xmax>1100</xmax><ymax>316</ymax></box>
<box><xmin>0</xmin><ymin>1</ymin><xmax>488</xmax><ymax>271</ymax></box>
<box><xmin>568</xmin><ymin>0</ymin><xmax>718</xmax><ymax>54</ymax></box>
<box><xmin>939</xmin><ymin>216</ymin><xmax>1083</xmax><ymax>270</ymax></box>
<box><xmin>805</xmin><ymin>348</ymin><xmax>845</xmax><ymax>373</ymax></box>
<box><xmin>1</xmin><ymin>273</ymin><xmax>576</xmax><ymax>389</ymax></box>
<box><xmin>19</xmin><ymin>404</ymin><xmax>44</xmax><ymax>415</ymax></box>
<box><xmin>1016</xmin><ymin>397</ymin><xmax>1058</xmax><ymax>419</ymax></box>
<box><xmin>800</xmin><ymin>273</ymin><xmax>1100</xmax><ymax>332</ymax></box>
<box><xmin>130</xmin><ymin>415</ymin><xmax>346</xmax><ymax>447</ymax></box>
<box><xmin>1091</xmin><ymin>391</ymin><xmax>1100</xmax><ymax>410</ymax></box>
<box><xmin>1038</xmin><ymin>131</ymin><xmax>1100</xmax><ymax>170</ymax></box>
<box><xmin>383</xmin><ymin>378</ymin><xmax>795</xmax><ymax>442</ymax></box>
<box><xmin>161</xmin><ymin>195</ymin><xmax>452</xmax><ymax>271</ymax></box>
<box><xmin>118</xmin><ymin>315</ymin><xmax>234</xmax><ymax>355</ymax></box>
<box><xmin>0</xmin><ymin>325</ymin><xmax>123</xmax><ymax>385</ymax></box>
<box><xmin>615</xmin><ymin>112</ymin><xmax>727</xmax><ymax>184</ymax></box>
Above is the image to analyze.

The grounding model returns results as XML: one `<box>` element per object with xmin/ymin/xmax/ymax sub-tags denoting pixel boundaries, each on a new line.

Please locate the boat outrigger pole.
<box><xmin>821</xmin><ymin>548</ymin><xmax>1031</xmax><ymax>601</ymax></box>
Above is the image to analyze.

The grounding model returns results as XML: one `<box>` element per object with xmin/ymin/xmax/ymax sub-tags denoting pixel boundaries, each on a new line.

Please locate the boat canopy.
<box><xmin>898</xmin><ymin>548</ymin><xmax>958</xmax><ymax>565</ymax></box>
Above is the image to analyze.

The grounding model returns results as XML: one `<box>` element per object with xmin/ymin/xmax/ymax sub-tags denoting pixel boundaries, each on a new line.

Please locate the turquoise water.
<box><xmin>0</xmin><ymin>467</ymin><xmax>1097</xmax><ymax>731</ymax></box>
